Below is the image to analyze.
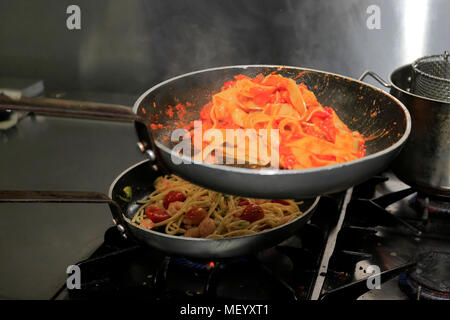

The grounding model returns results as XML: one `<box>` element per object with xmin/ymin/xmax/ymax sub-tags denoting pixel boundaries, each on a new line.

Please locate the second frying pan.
<box><xmin>0</xmin><ymin>65</ymin><xmax>411</xmax><ymax>198</ymax></box>
<box><xmin>0</xmin><ymin>160</ymin><xmax>320</xmax><ymax>259</ymax></box>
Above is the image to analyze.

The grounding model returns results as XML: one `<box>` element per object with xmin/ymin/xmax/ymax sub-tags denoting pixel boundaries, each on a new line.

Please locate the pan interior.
<box><xmin>136</xmin><ymin>66</ymin><xmax>408</xmax><ymax>160</ymax></box>
<box><xmin>110</xmin><ymin>160</ymin><xmax>317</xmax><ymax>236</ymax></box>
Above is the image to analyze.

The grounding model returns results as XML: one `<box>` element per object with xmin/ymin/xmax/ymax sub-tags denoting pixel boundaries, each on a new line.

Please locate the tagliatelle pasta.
<box><xmin>130</xmin><ymin>174</ymin><xmax>304</xmax><ymax>238</ymax></box>
<box><xmin>190</xmin><ymin>73</ymin><xmax>366</xmax><ymax>169</ymax></box>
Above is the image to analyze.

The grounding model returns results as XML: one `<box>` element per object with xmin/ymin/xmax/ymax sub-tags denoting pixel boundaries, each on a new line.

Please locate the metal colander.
<box><xmin>411</xmin><ymin>51</ymin><xmax>450</xmax><ymax>102</ymax></box>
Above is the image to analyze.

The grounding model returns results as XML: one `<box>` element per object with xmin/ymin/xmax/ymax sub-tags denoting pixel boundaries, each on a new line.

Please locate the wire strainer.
<box><xmin>411</xmin><ymin>51</ymin><xmax>450</xmax><ymax>102</ymax></box>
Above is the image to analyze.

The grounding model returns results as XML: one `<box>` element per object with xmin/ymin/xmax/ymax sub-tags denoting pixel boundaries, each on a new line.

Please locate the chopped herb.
<box><xmin>238</xmin><ymin>222</ymin><xmax>248</xmax><ymax>228</ymax></box>
<box><xmin>118</xmin><ymin>186</ymin><xmax>132</xmax><ymax>202</ymax></box>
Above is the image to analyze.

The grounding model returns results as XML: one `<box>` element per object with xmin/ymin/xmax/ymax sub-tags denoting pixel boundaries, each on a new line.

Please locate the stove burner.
<box><xmin>399</xmin><ymin>251</ymin><xmax>450</xmax><ymax>300</ymax></box>
<box><xmin>411</xmin><ymin>194</ymin><xmax>450</xmax><ymax>218</ymax></box>
<box><xmin>171</xmin><ymin>257</ymin><xmax>248</xmax><ymax>272</ymax></box>
<box><xmin>171</xmin><ymin>257</ymin><xmax>216</xmax><ymax>271</ymax></box>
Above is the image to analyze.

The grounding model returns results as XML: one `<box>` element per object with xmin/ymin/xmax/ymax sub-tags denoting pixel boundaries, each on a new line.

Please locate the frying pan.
<box><xmin>0</xmin><ymin>65</ymin><xmax>412</xmax><ymax>198</ymax></box>
<box><xmin>0</xmin><ymin>160</ymin><xmax>320</xmax><ymax>259</ymax></box>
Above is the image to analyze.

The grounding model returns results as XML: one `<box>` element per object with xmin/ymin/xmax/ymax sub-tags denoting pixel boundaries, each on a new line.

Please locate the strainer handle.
<box><xmin>358</xmin><ymin>71</ymin><xmax>392</xmax><ymax>88</ymax></box>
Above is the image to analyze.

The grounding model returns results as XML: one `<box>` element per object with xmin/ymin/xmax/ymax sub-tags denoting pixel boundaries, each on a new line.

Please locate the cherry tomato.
<box><xmin>145</xmin><ymin>206</ymin><xmax>169</xmax><ymax>223</ymax></box>
<box><xmin>241</xmin><ymin>204</ymin><xmax>264</xmax><ymax>222</ymax></box>
<box><xmin>163</xmin><ymin>191</ymin><xmax>186</xmax><ymax>209</ymax></box>
<box><xmin>184</xmin><ymin>207</ymin><xmax>208</xmax><ymax>225</ymax></box>
<box><xmin>238</xmin><ymin>198</ymin><xmax>251</xmax><ymax>206</ymax></box>
<box><xmin>271</xmin><ymin>199</ymin><xmax>290</xmax><ymax>206</ymax></box>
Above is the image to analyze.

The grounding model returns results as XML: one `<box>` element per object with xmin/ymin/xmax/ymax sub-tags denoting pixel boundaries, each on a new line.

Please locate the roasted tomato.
<box><xmin>145</xmin><ymin>206</ymin><xmax>169</xmax><ymax>223</ymax></box>
<box><xmin>163</xmin><ymin>191</ymin><xmax>186</xmax><ymax>209</ymax></box>
<box><xmin>271</xmin><ymin>199</ymin><xmax>290</xmax><ymax>206</ymax></box>
<box><xmin>238</xmin><ymin>198</ymin><xmax>251</xmax><ymax>206</ymax></box>
<box><xmin>184</xmin><ymin>207</ymin><xmax>208</xmax><ymax>225</ymax></box>
<box><xmin>241</xmin><ymin>204</ymin><xmax>264</xmax><ymax>222</ymax></box>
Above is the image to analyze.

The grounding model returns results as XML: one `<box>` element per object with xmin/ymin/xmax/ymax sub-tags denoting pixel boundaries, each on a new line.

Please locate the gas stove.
<box><xmin>59</xmin><ymin>195</ymin><xmax>342</xmax><ymax>300</ymax></box>
<box><xmin>50</xmin><ymin>173</ymin><xmax>449</xmax><ymax>300</ymax></box>
<box><xmin>1</xmin><ymin>93</ymin><xmax>448</xmax><ymax>301</ymax></box>
<box><xmin>322</xmin><ymin>173</ymin><xmax>450</xmax><ymax>300</ymax></box>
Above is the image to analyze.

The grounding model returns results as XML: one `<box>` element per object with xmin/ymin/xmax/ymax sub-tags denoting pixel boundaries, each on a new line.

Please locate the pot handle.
<box><xmin>358</xmin><ymin>71</ymin><xmax>392</xmax><ymax>88</ymax></box>
<box><xmin>0</xmin><ymin>190</ymin><xmax>131</xmax><ymax>239</ymax></box>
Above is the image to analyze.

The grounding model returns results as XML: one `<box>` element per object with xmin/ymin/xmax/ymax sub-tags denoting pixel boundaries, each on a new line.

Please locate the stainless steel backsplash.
<box><xmin>0</xmin><ymin>0</ymin><xmax>448</xmax><ymax>94</ymax></box>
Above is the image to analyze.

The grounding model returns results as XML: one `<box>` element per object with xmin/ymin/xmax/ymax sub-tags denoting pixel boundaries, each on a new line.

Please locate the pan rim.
<box><xmin>108</xmin><ymin>160</ymin><xmax>321</xmax><ymax>242</ymax></box>
<box><xmin>133</xmin><ymin>64</ymin><xmax>412</xmax><ymax>176</ymax></box>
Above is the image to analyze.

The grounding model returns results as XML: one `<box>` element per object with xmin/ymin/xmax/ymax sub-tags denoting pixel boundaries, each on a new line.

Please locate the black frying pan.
<box><xmin>0</xmin><ymin>160</ymin><xmax>320</xmax><ymax>258</ymax></box>
<box><xmin>0</xmin><ymin>65</ymin><xmax>412</xmax><ymax>198</ymax></box>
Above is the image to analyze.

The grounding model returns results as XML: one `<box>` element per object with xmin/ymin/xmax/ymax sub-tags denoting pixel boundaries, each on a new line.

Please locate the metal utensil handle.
<box><xmin>0</xmin><ymin>95</ymin><xmax>159</xmax><ymax>164</ymax></box>
<box><xmin>0</xmin><ymin>96</ymin><xmax>139</xmax><ymax>122</ymax></box>
<box><xmin>359</xmin><ymin>71</ymin><xmax>392</xmax><ymax>88</ymax></box>
<box><xmin>0</xmin><ymin>190</ymin><xmax>129</xmax><ymax>237</ymax></box>
<box><xmin>320</xmin><ymin>261</ymin><xmax>416</xmax><ymax>300</ymax></box>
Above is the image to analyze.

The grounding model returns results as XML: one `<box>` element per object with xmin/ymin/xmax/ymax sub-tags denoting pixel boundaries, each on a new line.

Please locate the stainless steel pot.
<box><xmin>361</xmin><ymin>65</ymin><xmax>450</xmax><ymax>197</ymax></box>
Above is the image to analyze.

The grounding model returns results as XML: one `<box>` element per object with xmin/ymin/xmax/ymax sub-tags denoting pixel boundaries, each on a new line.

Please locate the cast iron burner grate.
<box><xmin>64</xmin><ymin>195</ymin><xmax>340</xmax><ymax>301</ymax></box>
<box><xmin>65</xmin><ymin>228</ymin><xmax>321</xmax><ymax>301</ymax></box>
<box><xmin>322</xmin><ymin>175</ymin><xmax>450</xmax><ymax>300</ymax></box>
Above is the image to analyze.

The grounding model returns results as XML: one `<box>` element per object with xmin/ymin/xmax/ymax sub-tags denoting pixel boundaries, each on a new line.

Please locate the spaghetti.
<box><xmin>130</xmin><ymin>174</ymin><xmax>304</xmax><ymax>238</ymax></box>
<box><xmin>191</xmin><ymin>73</ymin><xmax>366</xmax><ymax>169</ymax></box>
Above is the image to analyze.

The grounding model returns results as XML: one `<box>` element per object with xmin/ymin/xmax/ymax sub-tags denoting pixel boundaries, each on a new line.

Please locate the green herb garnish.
<box><xmin>118</xmin><ymin>186</ymin><xmax>132</xmax><ymax>202</ymax></box>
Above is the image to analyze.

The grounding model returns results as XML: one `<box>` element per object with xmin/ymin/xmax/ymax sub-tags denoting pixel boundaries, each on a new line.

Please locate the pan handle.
<box><xmin>0</xmin><ymin>190</ymin><xmax>130</xmax><ymax>239</ymax></box>
<box><xmin>0</xmin><ymin>95</ymin><xmax>138</xmax><ymax>122</ymax></box>
<box><xmin>0</xmin><ymin>95</ymin><xmax>159</xmax><ymax>165</ymax></box>
<box><xmin>358</xmin><ymin>71</ymin><xmax>392</xmax><ymax>88</ymax></box>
